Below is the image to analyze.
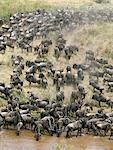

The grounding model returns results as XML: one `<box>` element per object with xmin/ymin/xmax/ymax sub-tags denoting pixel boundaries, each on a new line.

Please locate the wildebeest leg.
<box><xmin>2</xmin><ymin>49</ymin><xmax>5</xmax><ymax>54</ymax></box>
<box><xmin>111</xmin><ymin>105</ymin><xmax>113</xmax><ymax>112</ymax></box>
<box><xmin>29</xmin><ymin>82</ymin><xmax>31</xmax><ymax>88</ymax></box>
<box><xmin>99</xmin><ymin>101</ymin><xmax>101</xmax><ymax>107</ymax></box>
<box><xmin>57</xmin><ymin>126</ymin><xmax>62</xmax><ymax>137</ymax></box>
<box><xmin>86</xmin><ymin>125</ymin><xmax>90</xmax><ymax>134</ymax></box>
<box><xmin>24</xmin><ymin>123</ymin><xmax>27</xmax><ymax>129</ymax></box>
<box><xmin>26</xmin><ymin>49</ymin><xmax>28</xmax><ymax>55</ymax></box>
<box><xmin>35</xmin><ymin>132</ymin><xmax>40</xmax><ymax>141</ymax></box>
<box><xmin>79</xmin><ymin>128</ymin><xmax>82</xmax><ymax>136</ymax></box>
<box><xmin>97</xmin><ymin>128</ymin><xmax>103</xmax><ymax>136</ymax></box>
<box><xmin>66</xmin><ymin>129</ymin><xmax>70</xmax><ymax>138</ymax></box>
<box><xmin>56</xmin><ymin>85</ymin><xmax>60</xmax><ymax>91</ymax></box>
<box><xmin>101</xmin><ymin>130</ymin><xmax>105</xmax><ymax>137</ymax></box>
<box><xmin>97</xmin><ymin>76</ymin><xmax>99</xmax><ymax>82</ymax></box>
<box><xmin>21</xmin><ymin>49</ymin><xmax>24</xmax><ymax>53</ymax></box>
<box><xmin>29</xmin><ymin>47</ymin><xmax>32</xmax><ymax>52</ymax></box>
<box><xmin>109</xmin><ymin>129</ymin><xmax>113</xmax><ymax>140</ymax></box>
<box><xmin>16</xmin><ymin>122</ymin><xmax>23</xmax><ymax>136</ymax></box>
<box><xmin>5</xmin><ymin>122</ymin><xmax>8</xmax><ymax>129</ymax></box>
<box><xmin>35</xmin><ymin>125</ymin><xmax>41</xmax><ymax>141</ymax></box>
<box><xmin>76</xmin><ymin>128</ymin><xmax>82</xmax><ymax>137</ymax></box>
<box><xmin>104</xmin><ymin>130</ymin><xmax>107</xmax><ymax>136</ymax></box>
<box><xmin>92</xmin><ymin>124</ymin><xmax>98</xmax><ymax>136</ymax></box>
<box><xmin>76</xmin><ymin>129</ymin><xmax>79</xmax><ymax>137</ymax></box>
<box><xmin>29</xmin><ymin>123</ymin><xmax>32</xmax><ymax>130</ymax></box>
<box><xmin>47</xmin><ymin>128</ymin><xmax>53</xmax><ymax>136</ymax></box>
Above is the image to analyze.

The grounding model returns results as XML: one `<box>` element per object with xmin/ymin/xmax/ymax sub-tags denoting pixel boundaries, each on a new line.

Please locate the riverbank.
<box><xmin>1</xmin><ymin>129</ymin><xmax>113</xmax><ymax>150</ymax></box>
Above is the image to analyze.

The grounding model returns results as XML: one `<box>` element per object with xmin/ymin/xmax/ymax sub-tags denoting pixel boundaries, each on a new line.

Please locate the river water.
<box><xmin>0</xmin><ymin>130</ymin><xmax>113</xmax><ymax>150</ymax></box>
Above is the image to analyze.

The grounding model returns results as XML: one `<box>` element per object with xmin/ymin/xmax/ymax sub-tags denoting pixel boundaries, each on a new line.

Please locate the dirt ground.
<box><xmin>0</xmin><ymin>1</ymin><xmax>113</xmax><ymax>112</ymax></box>
<box><xmin>0</xmin><ymin>22</ymin><xmax>113</xmax><ymax>112</ymax></box>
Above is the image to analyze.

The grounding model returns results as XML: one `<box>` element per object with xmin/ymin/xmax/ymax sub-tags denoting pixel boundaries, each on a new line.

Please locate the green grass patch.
<box><xmin>0</xmin><ymin>0</ymin><xmax>113</xmax><ymax>19</ymax></box>
<box><xmin>0</xmin><ymin>0</ymin><xmax>52</xmax><ymax>19</ymax></box>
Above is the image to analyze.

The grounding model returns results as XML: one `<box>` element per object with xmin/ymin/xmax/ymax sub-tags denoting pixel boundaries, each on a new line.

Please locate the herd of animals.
<box><xmin>1</xmin><ymin>8</ymin><xmax>113</xmax><ymax>141</ymax></box>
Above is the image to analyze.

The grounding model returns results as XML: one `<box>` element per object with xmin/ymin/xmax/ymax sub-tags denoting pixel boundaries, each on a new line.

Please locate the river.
<box><xmin>0</xmin><ymin>130</ymin><xmax>113</xmax><ymax>150</ymax></box>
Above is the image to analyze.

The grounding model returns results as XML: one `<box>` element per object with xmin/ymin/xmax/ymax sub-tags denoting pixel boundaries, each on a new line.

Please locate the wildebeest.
<box><xmin>65</xmin><ymin>118</ymin><xmax>86</xmax><ymax>138</ymax></box>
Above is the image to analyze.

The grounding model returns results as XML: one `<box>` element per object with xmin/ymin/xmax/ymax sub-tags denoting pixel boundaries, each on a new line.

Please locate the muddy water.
<box><xmin>0</xmin><ymin>130</ymin><xmax>113</xmax><ymax>150</ymax></box>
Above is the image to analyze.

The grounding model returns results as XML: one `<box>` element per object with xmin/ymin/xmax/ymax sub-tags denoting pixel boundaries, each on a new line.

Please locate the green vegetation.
<box><xmin>0</xmin><ymin>0</ymin><xmax>51</xmax><ymax>19</ymax></box>
<box><xmin>0</xmin><ymin>0</ymin><xmax>113</xmax><ymax>19</ymax></box>
<box><xmin>54</xmin><ymin>143</ymin><xmax>74</xmax><ymax>150</ymax></box>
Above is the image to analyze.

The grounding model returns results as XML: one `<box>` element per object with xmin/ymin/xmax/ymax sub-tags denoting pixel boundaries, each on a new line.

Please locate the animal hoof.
<box><xmin>36</xmin><ymin>138</ymin><xmax>39</xmax><ymax>141</ymax></box>
<box><xmin>16</xmin><ymin>132</ymin><xmax>19</xmax><ymax>136</ymax></box>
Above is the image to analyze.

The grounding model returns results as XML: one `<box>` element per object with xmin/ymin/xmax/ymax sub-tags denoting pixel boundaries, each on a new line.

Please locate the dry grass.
<box><xmin>0</xmin><ymin>0</ymin><xmax>113</xmax><ymax>112</ymax></box>
<box><xmin>45</xmin><ymin>0</ymin><xmax>92</xmax><ymax>7</ymax></box>
<box><xmin>0</xmin><ymin>22</ymin><xmax>113</xmax><ymax>110</ymax></box>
